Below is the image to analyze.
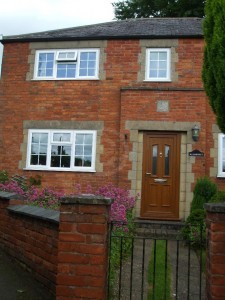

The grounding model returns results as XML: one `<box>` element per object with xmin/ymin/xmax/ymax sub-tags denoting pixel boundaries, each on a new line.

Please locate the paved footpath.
<box><xmin>0</xmin><ymin>248</ymin><xmax>54</xmax><ymax>300</ymax></box>
<box><xmin>110</xmin><ymin>238</ymin><xmax>205</xmax><ymax>299</ymax></box>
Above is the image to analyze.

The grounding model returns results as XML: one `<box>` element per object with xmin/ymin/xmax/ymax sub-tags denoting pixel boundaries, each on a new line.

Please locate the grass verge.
<box><xmin>148</xmin><ymin>240</ymin><xmax>172</xmax><ymax>300</ymax></box>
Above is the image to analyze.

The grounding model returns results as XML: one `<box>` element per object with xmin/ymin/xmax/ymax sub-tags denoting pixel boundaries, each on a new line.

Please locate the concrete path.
<box><xmin>0</xmin><ymin>247</ymin><xmax>54</xmax><ymax>300</ymax></box>
<box><xmin>110</xmin><ymin>238</ymin><xmax>205</xmax><ymax>299</ymax></box>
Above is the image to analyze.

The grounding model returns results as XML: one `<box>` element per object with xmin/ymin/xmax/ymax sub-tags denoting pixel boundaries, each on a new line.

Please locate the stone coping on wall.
<box><xmin>0</xmin><ymin>191</ymin><xmax>25</xmax><ymax>200</ymax></box>
<box><xmin>205</xmin><ymin>203</ymin><xmax>225</xmax><ymax>213</ymax></box>
<box><xmin>60</xmin><ymin>194</ymin><xmax>113</xmax><ymax>205</ymax></box>
<box><xmin>7</xmin><ymin>205</ymin><xmax>60</xmax><ymax>224</ymax></box>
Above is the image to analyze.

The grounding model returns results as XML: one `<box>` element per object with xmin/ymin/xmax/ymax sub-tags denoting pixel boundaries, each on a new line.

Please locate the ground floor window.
<box><xmin>26</xmin><ymin>129</ymin><xmax>96</xmax><ymax>172</ymax></box>
<box><xmin>218</xmin><ymin>133</ymin><xmax>225</xmax><ymax>177</ymax></box>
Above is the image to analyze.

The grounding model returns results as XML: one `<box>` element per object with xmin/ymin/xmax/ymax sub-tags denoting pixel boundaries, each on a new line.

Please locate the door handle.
<box><xmin>146</xmin><ymin>172</ymin><xmax>151</xmax><ymax>175</ymax></box>
<box><xmin>154</xmin><ymin>178</ymin><xmax>167</xmax><ymax>183</ymax></box>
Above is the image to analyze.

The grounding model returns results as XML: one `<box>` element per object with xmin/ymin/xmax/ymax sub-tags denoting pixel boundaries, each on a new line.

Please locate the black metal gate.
<box><xmin>108</xmin><ymin>221</ymin><xmax>205</xmax><ymax>300</ymax></box>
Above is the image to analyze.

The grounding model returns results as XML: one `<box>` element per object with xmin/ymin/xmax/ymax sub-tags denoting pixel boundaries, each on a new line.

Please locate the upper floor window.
<box><xmin>26</xmin><ymin>129</ymin><xmax>96</xmax><ymax>172</ymax></box>
<box><xmin>145</xmin><ymin>48</ymin><xmax>171</xmax><ymax>82</ymax></box>
<box><xmin>34</xmin><ymin>49</ymin><xmax>99</xmax><ymax>80</ymax></box>
<box><xmin>218</xmin><ymin>133</ymin><xmax>225</xmax><ymax>177</ymax></box>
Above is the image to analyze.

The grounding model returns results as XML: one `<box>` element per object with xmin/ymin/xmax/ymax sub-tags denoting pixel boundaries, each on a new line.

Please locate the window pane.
<box><xmin>158</xmin><ymin>70</ymin><xmax>167</xmax><ymax>77</ymax></box>
<box><xmin>74</xmin><ymin>133</ymin><xmax>93</xmax><ymax>167</ymax></box>
<box><xmin>76</xmin><ymin>134</ymin><xmax>84</xmax><ymax>144</ymax></box>
<box><xmin>75</xmin><ymin>145</ymin><xmax>83</xmax><ymax>155</ymax></box>
<box><xmin>85</xmin><ymin>134</ymin><xmax>93</xmax><ymax>144</ymax></box>
<box><xmin>80</xmin><ymin>52</ymin><xmax>88</xmax><ymax>60</ymax></box>
<box><xmin>152</xmin><ymin>145</ymin><xmax>157</xmax><ymax>175</ymax></box>
<box><xmin>159</xmin><ymin>52</ymin><xmax>167</xmax><ymax>60</ymax></box>
<box><xmin>149</xmin><ymin>70</ymin><xmax>157</xmax><ymax>78</ymax></box>
<box><xmin>30</xmin><ymin>132</ymin><xmax>48</xmax><ymax>166</ymax></box>
<box><xmin>51</xmin><ymin>145</ymin><xmax>71</xmax><ymax>168</ymax></box>
<box><xmin>79</xmin><ymin>52</ymin><xmax>97</xmax><ymax>77</ymax></box>
<box><xmin>37</xmin><ymin>53</ymin><xmax>54</xmax><ymax>77</ymax></box>
<box><xmin>51</xmin><ymin>156</ymin><xmax>60</xmax><ymax>167</ymax></box>
<box><xmin>159</xmin><ymin>61</ymin><xmax>167</xmax><ymax>69</ymax></box>
<box><xmin>31</xmin><ymin>144</ymin><xmax>39</xmax><ymax>154</ymax></box>
<box><xmin>75</xmin><ymin>157</ymin><xmax>83</xmax><ymax>166</ymax></box>
<box><xmin>57</xmin><ymin>64</ymin><xmax>76</xmax><ymax>78</ymax></box>
<box><xmin>150</xmin><ymin>52</ymin><xmax>158</xmax><ymax>60</ymax></box>
<box><xmin>148</xmin><ymin>50</ymin><xmax>168</xmax><ymax>79</ymax></box>
<box><xmin>158</xmin><ymin>70</ymin><xmax>167</xmax><ymax>78</ymax></box>
<box><xmin>39</xmin><ymin>155</ymin><xmax>47</xmax><ymax>165</ymax></box>
<box><xmin>84</xmin><ymin>145</ymin><xmax>92</xmax><ymax>155</ymax></box>
<box><xmin>30</xmin><ymin>155</ymin><xmax>38</xmax><ymax>165</ymax></box>
<box><xmin>61</xmin><ymin>156</ymin><xmax>71</xmax><ymax>168</ymax></box>
<box><xmin>150</xmin><ymin>61</ymin><xmax>157</xmax><ymax>69</ymax></box>
<box><xmin>53</xmin><ymin>133</ymin><xmax>71</xmax><ymax>142</ymax></box>
<box><xmin>164</xmin><ymin>145</ymin><xmax>170</xmax><ymax>176</ymax></box>
<box><xmin>84</xmin><ymin>156</ymin><xmax>92</xmax><ymax>166</ymax></box>
<box><xmin>87</xmin><ymin>69</ymin><xmax>95</xmax><ymax>76</ymax></box>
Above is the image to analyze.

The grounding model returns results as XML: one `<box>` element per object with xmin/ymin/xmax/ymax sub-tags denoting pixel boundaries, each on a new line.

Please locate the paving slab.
<box><xmin>0</xmin><ymin>248</ymin><xmax>54</xmax><ymax>300</ymax></box>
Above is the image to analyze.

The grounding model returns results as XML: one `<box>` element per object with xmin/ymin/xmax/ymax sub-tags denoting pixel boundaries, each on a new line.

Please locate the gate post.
<box><xmin>56</xmin><ymin>195</ymin><xmax>113</xmax><ymax>300</ymax></box>
<box><xmin>205</xmin><ymin>203</ymin><xmax>225</xmax><ymax>299</ymax></box>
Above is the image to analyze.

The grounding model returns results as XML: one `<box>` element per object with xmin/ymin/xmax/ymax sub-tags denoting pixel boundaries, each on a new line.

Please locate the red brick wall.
<box><xmin>57</xmin><ymin>196</ymin><xmax>111</xmax><ymax>299</ymax></box>
<box><xmin>205</xmin><ymin>203</ymin><xmax>225</xmax><ymax>299</ymax></box>
<box><xmin>0</xmin><ymin>193</ymin><xmax>112</xmax><ymax>299</ymax></box>
<box><xmin>0</xmin><ymin>37</ymin><xmax>223</xmax><ymax>195</ymax></box>
<box><xmin>0</xmin><ymin>194</ymin><xmax>58</xmax><ymax>294</ymax></box>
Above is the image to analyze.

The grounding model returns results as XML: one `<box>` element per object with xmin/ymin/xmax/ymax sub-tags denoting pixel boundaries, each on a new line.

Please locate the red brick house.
<box><xmin>0</xmin><ymin>18</ymin><xmax>224</xmax><ymax>221</ymax></box>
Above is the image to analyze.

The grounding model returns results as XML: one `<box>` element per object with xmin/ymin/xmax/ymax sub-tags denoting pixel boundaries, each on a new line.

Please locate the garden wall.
<box><xmin>1</xmin><ymin>190</ymin><xmax>225</xmax><ymax>299</ymax></box>
<box><xmin>0</xmin><ymin>191</ymin><xmax>59</xmax><ymax>294</ymax></box>
<box><xmin>0</xmin><ymin>191</ymin><xmax>112</xmax><ymax>299</ymax></box>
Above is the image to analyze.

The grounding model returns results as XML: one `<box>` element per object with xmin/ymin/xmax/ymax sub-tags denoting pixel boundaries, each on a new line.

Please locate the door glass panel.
<box><xmin>152</xmin><ymin>145</ymin><xmax>158</xmax><ymax>175</ymax></box>
<box><xmin>164</xmin><ymin>145</ymin><xmax>170</xmax><ymax>176</ymax></box>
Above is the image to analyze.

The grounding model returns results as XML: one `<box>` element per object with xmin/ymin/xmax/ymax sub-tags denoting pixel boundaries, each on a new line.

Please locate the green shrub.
<box><xmin>191</xmin><ymin>177</ymin><xmax>217</xmax><ymax>212</ymax></box>
<box><xmin>210</xmin><ymin>190</ymin><xmax>225</xmax><ymax>203</ymax></box>
<box><xmin>181</xmin><ymin>209</ymin><xmax>206</xmax><ymax>248</ymax></box>
<box><xmin>0</xmin><ymin>170</ymin><xmax>8</xmax><ymax>183</ymax></box>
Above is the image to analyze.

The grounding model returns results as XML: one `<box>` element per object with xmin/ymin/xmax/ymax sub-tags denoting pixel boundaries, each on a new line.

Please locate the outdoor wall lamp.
<box><xmin>192</xmin><ymin>125</ymin><xmax>200</xmax><ymax>141</ymax></box>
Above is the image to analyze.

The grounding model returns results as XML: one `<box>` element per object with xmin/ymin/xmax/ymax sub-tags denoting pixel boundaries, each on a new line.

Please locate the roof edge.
<box><xmin>2</xmin><ymin>34</ymin><xmax>203</xmax><ymax>44</ymax></box>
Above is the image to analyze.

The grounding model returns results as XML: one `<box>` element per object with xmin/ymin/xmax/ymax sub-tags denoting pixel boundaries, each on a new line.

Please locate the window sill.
<box><xmin>143</xmin><ymin>79</ymin><xmax>172</xmax><ymax>82</ymax></box>
<box><xmin>31</xmin><ymin>78</ymin><xmax>99</xmax><ymax>81</ymax></box>
<box><xmin>23</xmin><ymin>168</ymin><xmax>96</xmax><ymax>173</ymax></box>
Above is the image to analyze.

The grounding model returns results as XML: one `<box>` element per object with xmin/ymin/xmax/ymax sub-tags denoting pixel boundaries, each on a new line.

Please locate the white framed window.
<box><xmin>26</xmin><ymin>129</ymin><xmax>96</xmax><ymax>172</ymax></box>
<box><xmin>34</xmin><ymin>49</ymin><xmax>99</xmax><ymax>80</ymax></box>
<box><xmin>218</xmin><ymin>133</ymin><xmax>225</xmax><ymax>177</ymax></box>
<box><xmin>145</xmin><ymin>48</ymin><xmax>171</xmax><ymax>81</ymax></box>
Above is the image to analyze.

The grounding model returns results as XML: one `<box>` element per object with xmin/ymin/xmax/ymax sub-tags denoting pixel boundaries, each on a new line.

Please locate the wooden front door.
<box><xmin>141</xmin><ymin>132</ymin><xmax>180</xmax><ymax>220</ymax></box>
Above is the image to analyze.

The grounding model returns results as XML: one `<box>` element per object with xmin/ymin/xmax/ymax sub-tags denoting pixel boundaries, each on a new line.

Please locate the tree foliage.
<box><xmin>202</xmin><ymin>0</ymin><xmax>225</xmax><ymax>132</ymax></box>
<box><xmin>113</xmin><ymin>0</ymin><xmax>205</xmax><ymax>19</ymax></box>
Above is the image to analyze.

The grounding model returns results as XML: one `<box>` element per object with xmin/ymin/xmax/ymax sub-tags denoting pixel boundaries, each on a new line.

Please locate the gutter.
<box><xmin>1</xmin><ymin>34</ymin><xmax>203</xmax><ymax>44</ymax></box>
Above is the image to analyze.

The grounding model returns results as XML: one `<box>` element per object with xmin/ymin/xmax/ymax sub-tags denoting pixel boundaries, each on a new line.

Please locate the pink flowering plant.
<box><xmin>0</xmin><ymin>180</ymin><xmax>26</xmax><ymax>196</ymax></box>
<box><xmin>26</xmin><ymin>186</ymin><xmax>64</xmax><ymax>210</ymax></box>
<box><xmin>74</xmin><ymin>183</ymin><xmax>137</xmax><ymax>227</ymax></box>
<box><xmin>0</xmin><ymin>172</ymin><xmax>64</xmax><ymax>210</ymax></box>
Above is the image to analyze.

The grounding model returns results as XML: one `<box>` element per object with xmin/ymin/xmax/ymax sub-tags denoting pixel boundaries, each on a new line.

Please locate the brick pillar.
<box><xmin>56</xmin><ymin>195</ymin><xmax>113</xmax><ymax>300</ymax></box>
<box><xmin>205</xmin><ymin>203</ymin><xmax>225</xmax><ymax>299</ymax></box>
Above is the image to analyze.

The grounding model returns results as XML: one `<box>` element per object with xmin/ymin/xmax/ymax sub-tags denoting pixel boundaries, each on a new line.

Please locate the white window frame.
<box><xmin>218</xmin><ymin>133</ymin><xmax>225</xmax><ymax>177</ymax></box>
<box><xmin>26</xmin><ymin>129</ymin><xmax>96</xmax><ymax>172</ymax></box>
<box><xmin>34</xmin><ymin>49</ymin><xmax>100</xmax><ymax>80</ymax></box>
<box><xmin>145</xmin><ymin>48</ymin><xmax>171</xmax><ymax>82</ymax></box>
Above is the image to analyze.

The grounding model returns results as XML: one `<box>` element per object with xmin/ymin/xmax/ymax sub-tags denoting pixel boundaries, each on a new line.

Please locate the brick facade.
<box><xmin>205</xmin><ymin>203</ymin><xmax>225</xmax><ymax>299</ymax></box>
<box><xmin>0</xmin><ymin>20</ymin><xmax>224</xmax><ymax>220</ymax></box>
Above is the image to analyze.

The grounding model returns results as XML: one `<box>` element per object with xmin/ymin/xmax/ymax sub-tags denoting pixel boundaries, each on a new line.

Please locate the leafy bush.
<box><xmin>0</xmin><ymin>170</ymin><xmax>9</xmax><ymax>183</ymax></box>
<box><xmin>181</xmin><ymin>209</ymin><xmax>206</xmax><ymax>248</ymax></box>
<box><xmin>210</xmin><ymin>190</ymin><xmax>225</xmax><ymax>203</ymax></box>
<box><xmin>191</xmin><ymin>176</ymin><xmax>217</xmax><ymax>212</ymax></box>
